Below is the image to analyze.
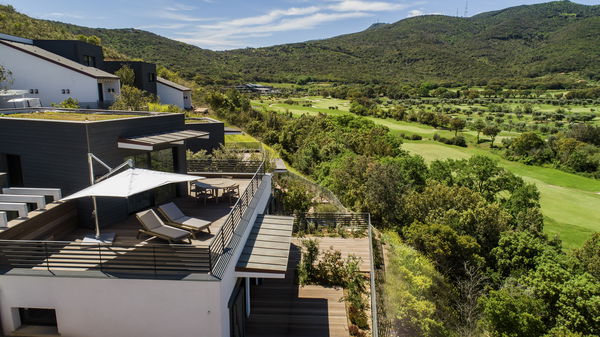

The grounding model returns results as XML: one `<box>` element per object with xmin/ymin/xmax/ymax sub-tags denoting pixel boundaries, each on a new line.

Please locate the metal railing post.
<box><xmin>368</xmin><ymin>214</ymin><xmax>379</xmax><ymax>337</ymax></box>
<box><xmin>43</xmin><ymin>242</ymin><xmax>50</xmax><ymax>272</ymax></box>
<box><xmin>153</xmin><ymin>246</ymin><xmax>157</xmax><ymax>277</ymax></box>
<box><xmin>97</xmin><ymin>243</ymin><xmax>103</xmax><ymax>272</ymax></box>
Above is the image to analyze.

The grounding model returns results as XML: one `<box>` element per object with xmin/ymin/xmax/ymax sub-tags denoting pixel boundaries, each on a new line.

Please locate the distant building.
<box><xmin>234</xmin><ymin>83</ymin><xmax>280</xmax><ymax>95</ymax></box>
<box><xmin>157</xmin><ymin>76</ymin><xmax>192</xmax><ymax>109</ymax></box>
<box><xmin>0</xmin><ymin>35</ymin><xmax>120</xmax><ymax>108</ymax></box>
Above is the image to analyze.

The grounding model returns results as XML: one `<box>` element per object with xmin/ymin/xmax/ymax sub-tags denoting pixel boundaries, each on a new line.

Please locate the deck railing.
<box><xmin>0</xmin><ymin>240</ymin><xmax>211</xmax><ymax>276</ymax></box>
<box><xmin>187</xmin><ymin>159</ymin><xmax>264</xmax><ymax>174</ymax></box>
<box><xmin>208</xmin><ymin>161</ymin><xmax>265</xmax><ymax>278</ymax></box>
<box><xmin>293</xmin><ymin>212</ymin><xmax>369</xmax><ymax>233</ymax></box>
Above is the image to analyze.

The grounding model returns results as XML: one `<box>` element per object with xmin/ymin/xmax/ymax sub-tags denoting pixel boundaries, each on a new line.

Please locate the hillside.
<box><xmin>1</xmin><ymin>1</ymin><xmax>600</xmax><ymax>84</ymax></box>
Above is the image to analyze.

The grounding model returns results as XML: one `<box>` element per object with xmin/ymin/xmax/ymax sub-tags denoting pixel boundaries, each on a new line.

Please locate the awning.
<box><xmin>62</xmin><ymin>168</ymin><xmax>203</xmax><ymax>200</ymax></box>
<box><xmin>118</xmin><ymin>130</ymin><xmax>209</xmax><ymax>151</ymax></box>
<box><xmin>236</xmin><ymin>215</ymin><xmax>294</xmax><ymax>279</ymax></box>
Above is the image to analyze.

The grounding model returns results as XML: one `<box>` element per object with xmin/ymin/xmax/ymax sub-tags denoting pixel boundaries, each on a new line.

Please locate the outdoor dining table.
<box><xmin>193</xmin><ymin>178</ymin><xmax>239</xmax><ymax>203</ymax></box>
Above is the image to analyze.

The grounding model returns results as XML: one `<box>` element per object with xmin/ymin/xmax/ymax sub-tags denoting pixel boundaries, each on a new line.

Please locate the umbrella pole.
<box><xmin>92</xmin><ymin>196</ymin><xmax>100</xmax><ymax>238</ymax></box>
<box><xmin>88</xmin><ymin>153</ymin><xmax>101</xmax><ymax>239</ymax></box>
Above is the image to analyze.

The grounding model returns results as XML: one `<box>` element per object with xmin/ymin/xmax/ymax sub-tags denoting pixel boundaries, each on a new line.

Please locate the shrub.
<box><xmin>298</xmin><ymin>239</ymin><xmax>319</xmax><ymax>285</ymax></box>
<box><xmin>411</xmin><ymin>134</ymin><xmax>423</xmax><ymax>140</ymax></box>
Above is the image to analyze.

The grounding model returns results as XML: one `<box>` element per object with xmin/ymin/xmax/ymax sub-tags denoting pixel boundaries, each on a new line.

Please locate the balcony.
<box><xmin>0</xmin><ymin>161</ymin><xmax>267</xmax><ymax>280</ymax></box>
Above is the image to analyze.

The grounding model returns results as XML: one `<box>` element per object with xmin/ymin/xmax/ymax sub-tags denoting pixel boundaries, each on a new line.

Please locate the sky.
<box><xmin>3</xmin><ymin>0</ymin><xmax>599</xmax><ymax>50</ymax></box>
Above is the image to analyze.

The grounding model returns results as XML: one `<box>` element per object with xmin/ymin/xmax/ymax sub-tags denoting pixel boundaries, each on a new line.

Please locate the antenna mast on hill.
<box><xmin>464</xmin><ymin>0</ymin><xmax>469</xmax><ymax>17</ymax></box>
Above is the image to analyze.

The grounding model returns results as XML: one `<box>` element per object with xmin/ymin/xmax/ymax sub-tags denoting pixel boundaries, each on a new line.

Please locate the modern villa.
<box><xmin>0</xmin><ymin>33</ymin><xmax>193</xmax><ymax>110</ymax></box>
<box><xmin>0</xmin><ymin>108</ymin><xmax>295</xmax><ymax>337</ymax></box>
<box><xmin>0</xmin><ymin>35</ymin><xmax>120</xmax><ymax>109</ymax></box>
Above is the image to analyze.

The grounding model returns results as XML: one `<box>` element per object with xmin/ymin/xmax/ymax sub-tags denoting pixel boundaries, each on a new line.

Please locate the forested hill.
<box><xmin>1</xmin><ymin>1</ymin><xmax>600</xmax><ymax>85</ymax></box>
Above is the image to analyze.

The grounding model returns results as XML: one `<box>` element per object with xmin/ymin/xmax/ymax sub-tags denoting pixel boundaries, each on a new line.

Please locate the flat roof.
<box><xmin>1</xmin><ymin>111</ymin><xmax>139</xmax><ymax>121</ymax></box>
<box><xmin>0</xmin><ymin>40</ymin><xmax>118</xmax><ymax>80</ymax></box>
<box><xmin>236</xmin><ymin>215</ymin><xmax>293</xmax><ymax>277</ymax></box>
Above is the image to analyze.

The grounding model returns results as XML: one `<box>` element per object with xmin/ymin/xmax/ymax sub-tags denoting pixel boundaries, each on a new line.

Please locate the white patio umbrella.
<box><xmin>62</xmin><ymin>168</ymin><xmax>204</xmax><ymax>243</ymax></box>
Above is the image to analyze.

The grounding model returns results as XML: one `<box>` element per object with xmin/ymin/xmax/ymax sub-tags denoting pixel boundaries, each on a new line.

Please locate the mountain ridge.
<box><xmin>1</xmin><ymin>1</ymin><xmax>600</xmax><ymax>85</ymax></box>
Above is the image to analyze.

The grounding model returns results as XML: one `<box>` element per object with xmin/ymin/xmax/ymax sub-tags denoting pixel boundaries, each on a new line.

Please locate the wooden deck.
<box><xmin>246</xmin><ymin>244</ymin><xmax>350</xmax><ymax>337</ymax></box>
<box><xmin>305</xmin><ymin>237</ymin><xmax>371</xmax><ymax>273</ymax></box>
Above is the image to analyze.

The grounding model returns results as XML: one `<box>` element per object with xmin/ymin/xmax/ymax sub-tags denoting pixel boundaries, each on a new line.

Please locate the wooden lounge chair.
<box><xmin>158</xmin><ymin>202</ymin><xmax>212</xmax><ymax>239</ymax></box>
<box><xmin>135</xmin><ymin>209</ymin><xmax>192</xmax><ymax>243</ymax></box>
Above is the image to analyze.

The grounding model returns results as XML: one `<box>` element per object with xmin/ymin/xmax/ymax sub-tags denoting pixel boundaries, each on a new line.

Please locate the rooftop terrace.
<box><xmin>0</xmin><ymin>161</ymin><xmax>269</xmax><ymax>280</ymax></box>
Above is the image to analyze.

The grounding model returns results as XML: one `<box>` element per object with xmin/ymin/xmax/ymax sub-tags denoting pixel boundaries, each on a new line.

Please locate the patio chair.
<box><xmin>192</xmin><ymin>184</ymin><xmax>215</xmax><ymax>205</ymax></box>
<box><xmin>158</xmin><ymin>202</ymin><xmax>212</xmax><ymax>238</ymax></box>
<box><xmin>221</xmin><ymin>184</ymin><xmax>240</xmax><ymax>204</ymax></box>
<box><xmin>135</xmin><ymin>209</ymin><xmax>192</xmax><ymax>244</ymax></box>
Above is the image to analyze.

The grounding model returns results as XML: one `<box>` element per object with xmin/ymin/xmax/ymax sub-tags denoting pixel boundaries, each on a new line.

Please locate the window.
<box><xmin>148</xmin><ymin>73</ymin><xmax>156</xmax><ymax>82</ymax></box>
<box><xmin>18</xmin><ymin>308</ymin><xmax>57</xmax><ymax>326</ymax></box>
<box><xmin>15</xmin><ymin>308</ymin><xmax>58</xmax><ymax>335</ymax></box>
<box><xmin>83</xmin><ymin>55</ymin><xmax>96</xmax><ymax>67</ymax></box>
<box><xmin>125</xmin><ymin>148</ymin><xmax>177</xmax><ymax>211</ymax></box>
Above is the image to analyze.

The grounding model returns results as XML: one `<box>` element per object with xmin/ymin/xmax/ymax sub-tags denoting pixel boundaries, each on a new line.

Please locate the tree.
<box><xmin>403</xmin><ymin>221</ymin><xmax>482</xmax><ymax>276</ymax></box>
<box><xmin>0</xmin><ymin>65</ymin><xmax>12</xmax><ymax>88</ymax></box>
<box><xmin>472</xmin><ymin>119</ymin><xmax>486</xmax><ymax>143</ymax></box>
<box><xmin>115</xmin><ymin>65</ymin><xmax>135</xmax><ymax>87</ymax></box>
<box><xmin>450</xmin><ymin>117</ymin><xmax>467</xmax><ymax>137</ymax></box>
<box><xmin>481</xmin><ymin>286</ymin><xmax>548</xmax><ymax>337</ymax></box>
<box><xmin>483</xmin><ymin>124</ymin><xmax>501</xmax><ymax>148</ymax></box>
<box><xmin>574</xmin><ymin>233</ymin><xmax>600</xmax><ymax>279</ymax></box>
<box><xmin>509</xmin><ymin>132</ymin><xmax>545</xmax><ymax>157</ymax></box>
<box><xmin>492</xmin><ymin>230</ymin><xmax>560</xmax><ymax>278</ymax></box>
<box><xmin>282</xmin><ymin>182</ymin><xmax>312</xmax><ymax>215</ymax></box>
<box><xmin>76</xmin><ymin>34</ymin><xmax>101</xmax><ymax>46</ymax></box>
<box><xmin>110</xmin><ymin>85</ymin><xmax>152</xmax><ymax>111</ymax></box>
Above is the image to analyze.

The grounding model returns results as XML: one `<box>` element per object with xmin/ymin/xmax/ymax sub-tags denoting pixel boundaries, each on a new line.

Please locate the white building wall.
<box><xmin>157</xmin><ymin>82</ymin><xmax>185</xmax><ymax>109</ymax></box>
<box><xmin>0</xmin><ymin>44</ymin><xmax>101</xmax><ymax>108</ymax></box>
<box><xmin>0</xmin><ymin>276</ymin><xmax>222</xmax><ymax>337</ymax></box>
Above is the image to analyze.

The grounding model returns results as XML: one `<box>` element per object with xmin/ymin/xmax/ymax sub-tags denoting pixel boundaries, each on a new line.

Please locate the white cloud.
<box><xmin>329</xmin><ymin>0</ymin><xmax>411</xmax><ymax>12</ymax></box>
<box><xmin>407</xmin><ymin>9</ymin><xmax>424</xmax><ymax>17</ymax></box>
<box><xmin>136</xmin><ymin>23</ymin><xmax>189</xmax><ymax>30</ymax></box>
<box><xmin>42</xmin><ymin>12</ymin><xmax>84</xmax><ymax>19</ymax></box>
<box><xmin>159</xmin><ymin>12</ymin><xmax>216</xmax><ymax>22</ymax></box>
<box><xmin>165</xmin><ymin>3</ymin><xmax>196</xmax><ymax>11</ymax></box>
<box><xmin>407</xmin><ymin>9</ymin><xmax>442</xmax><ymax>17</ymax></box>
<box><xmin>223</xmin><ymin>6</ymin><xmax>320</xmax><ymax>27</ymax></box>
<box><xmin>156</xmin><ymin>1</ymin><xmax>421</xmax><ymax>49</ymax></box>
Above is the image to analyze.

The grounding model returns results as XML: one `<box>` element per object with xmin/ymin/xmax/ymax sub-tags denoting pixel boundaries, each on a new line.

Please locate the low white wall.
<box><xmin>157</xmin><ymin>82</ymin><xmax>185</xmax><ymax>109</ymax></box>
<box><xmin>0</xmin><ymin>276</ymin><xmax>222</xmax><ymax>337</ymax></box>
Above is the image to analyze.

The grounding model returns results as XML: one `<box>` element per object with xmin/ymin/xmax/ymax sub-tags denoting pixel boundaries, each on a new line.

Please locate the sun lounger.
<box><xmin>158</xmin><ymin>202</ymin><xmax>212</xmax><ymax>238</ymax></box>
<box><xmin>135</xmin><ymin>209</ymin><xmax>192</xmax><ymax>243</ymax></box>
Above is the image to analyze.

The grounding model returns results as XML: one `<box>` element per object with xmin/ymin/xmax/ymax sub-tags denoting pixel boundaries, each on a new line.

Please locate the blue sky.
<box><xmin>3</xmin><ymin>0</ymin><xmax>599</xmax><ymax>50</ymax></box>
